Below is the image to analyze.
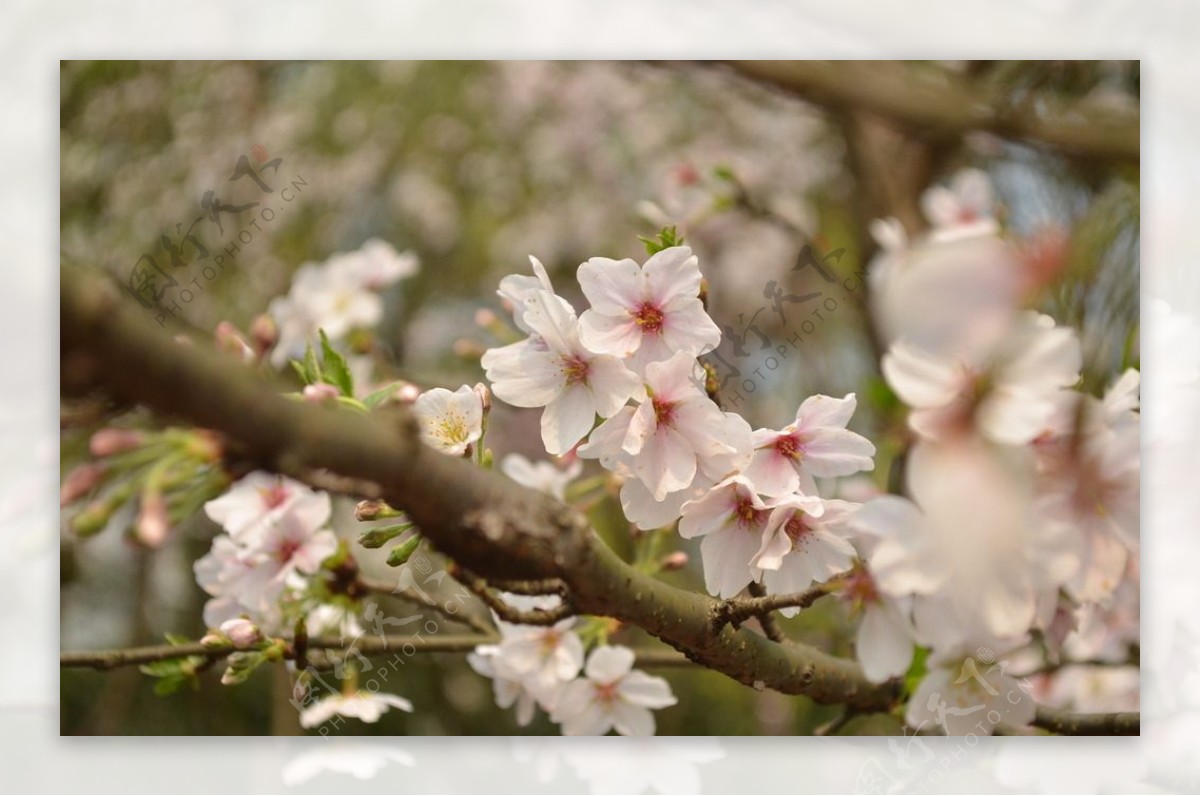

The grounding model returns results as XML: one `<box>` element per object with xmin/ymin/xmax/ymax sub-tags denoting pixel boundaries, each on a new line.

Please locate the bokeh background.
<box><xmin>59</xmin><ymin>60</ymin><xmax>1139</xmax><ymax>736</ymax></box>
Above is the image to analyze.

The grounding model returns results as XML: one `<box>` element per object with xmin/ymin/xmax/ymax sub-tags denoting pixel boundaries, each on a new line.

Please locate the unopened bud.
<box><xmin>136</xmin><ymin>491</ymin><xmax>170</xmax><ymax>548</ymax></box>
<box><xmin>60</xmin><ymin>463</ymin><xmax>107</xmax><ymax>506</ymax></box>
<box><xmin>453</xmin><ymin>339</ymin><xmax>486</xmax><ymax>359</ymax></box>
<box><xmin>200</xmin><ymin>631</ymin><xmax>229</xmax><ymax>649</ymax></box>
<box><xmin>71</xmin><ymin>499</ymin><xmax>114</xmax><ymax>537</ymax></box>
<box><xmin>396</xmin><ymin>383</ymin><xmax>421</xmax><ymax>405</ymax></box>
<box><xmin>215</xmin><ymin>321</ymin><xmax>254</xmax><ymax>362</ymax></box>
<box><xmin>474</xmin><ymin>308</ymin><xmax>498</xmax><ymax>328</ymax></box>
<box><xmin>185</xmin><ymin>430</ymin><xmax>224</xmax><ymax>462</ymax></box>
<box><xmin>219</xmin><ymin>617</ymin><xmax>262</xmax><ymax>650</ymax></box>
<box><xmin>355</xmin><ymin>499</ymin><xmax>404</xmax><ymax>521</ymax></box>
<box><xmin>358</xmin><ymin>522</ymin><xmax>414</xmax><ymax>549</ymax></box>
<box><xmin>89</xmin><ymin>428</ymin><xmax>145</xmax><ymax>458</ymax></box>
<box><xmin>386</xmin><ymin>534</ymin><xmax>423</xmax><ymax>567</ymax></box>
<box><xmin>303</xmin><ymin>383</ymin><xmax>340</xmax><ymax>405</ymax></box>
<box><xmin>249</xmin><ymin>313</ymin><xmax>278</xmax><ymax>357</ymax></box>
<box><xmin>660</xmin><ymin>551</ymin><xmax>689</xmax><ymax>571</ymax></box>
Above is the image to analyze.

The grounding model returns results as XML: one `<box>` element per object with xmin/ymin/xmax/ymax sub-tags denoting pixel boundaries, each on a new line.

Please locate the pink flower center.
<box><xmin>561</xmin><ymin>354</ymin><xmax>591</xmax><ymax>386</ymax></box>
<box><xmin>652</xmin><ymin>396</ymin><xmax>678</xmax><ymax>428</ymax></box>
<box><xmin>276</xmin><ymin>538</ymin><xmax>303</xmax><ymax>564</ymax></box>
<box><xmin>774</xmin><ymin>434</ymin><xmax>802</xmax><ymax>460</ymax></box>
<box><xmin>258</xmin><ymin>483</ymin><xmax>291</xmax><ymax>509</ymax></box>
<box><xmin>634</xmin><ymin>302</ymin><xmax>665</xmax><ymax>334</ymax></box>
<box><xmin>783</xmin><ymin>513</ymin><xmax>813</xmax><ymax>546</ymax></box>
<box><xmin>842</xmin><ymin>565</ymin><xmax>879</xmax><ymax>606</ymax></box>
<box><xmin>734</xmin><ymin>494</ymin><xmax>768</xmax><ymax>530</ymax></box>
<box><xmin>595</xmin><ymin>681</ymin><xmax>620</xmax><ymax>704</ymax></box>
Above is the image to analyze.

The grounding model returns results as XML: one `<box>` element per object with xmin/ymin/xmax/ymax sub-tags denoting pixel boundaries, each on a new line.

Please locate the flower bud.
<box><xmin>219</xmin><ymin>617</ymin><xmax>262</xmax><ymax>650</ymax></box>
<box><xmin>659</xmin><ymin>551</ymin><xmax>689</xmax><ymax>571</ymax></box>
<box><xmin>89</xmin><ymin>428</ymin><xmax>145</xmax><ymax>458</ymax></box>
<box><xmin>303</xmin><ymin>383</ymin><xmax>340</xmax><ymax>405</ymax></box>
<box><xmin>249</xmin><ymin>313</ymin><xmax>278</xmax><ymax>357</ymax></box>
<box><xmin>71</xmin><ymin>499</ymin><xmax>114</xmax><ymax>537</ymax></box>
<box><xmin>60</xmin><ymin>463</ymin><xmax>107</xmax><ymax>506</ymax></box>
<box><xmin>453</xmin><ymin>339</ymin><xmax>486</xmax><ymax>359</ymax></box>
<box><xmin>354</xmin><ymin>499</ymin><xmax>404</xmax><ymax>522</ymax></box>
<box><xmin>215</xmin><ymin>321</ymin><xmax>254</xmax><ymax>362</ymax></box>
<box><xmin>200</xmin><ymin>631</ymin><xmax>228</xmax><ymax>649</ymax></box>
<box><xmin>473</xmin><ymin>382</ymin><xmax>492</xmax><ymax>413</ymax></box>
<box><xmin>357</xmin><ymin>522</ymin><xmax>414</xmax><ymax>549</ymax></box>
<box><xmin>396</xmin><ymin>382</ymin><xmax>421</xmax><ymax>405</ymax></box>
<box><xmin>136</xmin><ymin>491</ymin><xmax>170</xmax><ymax>548</ymax></box>
<box><xmin>386</xmin><ymin>534</ymin><xmax>423</xmax><ymax>567</ymax></box>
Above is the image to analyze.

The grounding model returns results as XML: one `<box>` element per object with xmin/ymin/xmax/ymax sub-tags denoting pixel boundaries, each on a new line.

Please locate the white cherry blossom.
<box><xmin>580</xmin><ymin>351</ymin><xmax>751</xmax><ymax>501</ymax></box>
<box><xmin>482</xmin><ymin>289</ymin><xmax>642</xmax><ymax>454</ymax></box>
<box><xmin>500</xmin><ymin>453</ymin><xmax>583</xmax><ymax>501</ymax></box>
<box><xmin>577</xmin><ymin>246</ymin><xmax>720</xmax><ymax>372</ymax></box>
<box><xmin>678</xmin><ymin>475</ymin><xmax>777</xmax><ymax>599</ymax></box>
<box><xmin>467</xmin><ymin>644</ymin><xmax>542</xmax><ymax>727</ymax></box>
<box><xmin>203</xmin><ymin>471</ymin><xmax>330</xmax><ymax>544</ymax></box>
<box><xmin>412</xmin><ymin>385</ymin><xmax>484</xmax><ymax>455</ymax></box>
<box><xmin>299</xmin><ymin>691</ymin><xmax>414</xmax><ymax>729</ymax></box>
<box><xmin>753</xmin><ymin>496</ymin><xmax>858</xmax><ymax>607</ymax></box>
<box><xmin>742</xmin><ymin>393</ymin><xmax>876</xmax><ymax>497</ymax></box>
<box><xmin>489</xmin><ymin>616</ymin><xmax>585</xmax><ymax>698</ymax></box>
<box><xmin>551</xmin><ymin>645</ymin><xmax>677</xmax><ymax>736</ymax></box>
<box><xmin>497</xmin><ymin>255</ymin><xmax>557</xmax><ymax>333</ymax></box>
<box><xmin>919</xmin><ymin>167</ymin><xmax>997</xmax><ymax>239</ymax></box>
<box><xmin>883</xmin><ymin>311</ymin><xmax>1082</xmax><ymax>445</ymax></box>
<box><xmin>906</xmin><ymin>643</ymin><xmax>1035</xmax><ymax>736</ymax></box>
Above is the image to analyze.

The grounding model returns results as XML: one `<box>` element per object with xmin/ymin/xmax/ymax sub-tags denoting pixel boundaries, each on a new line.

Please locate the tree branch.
<box><xmin>715</xmin><ymin>584</ymin><xmax>830</xmax><ymax>632</ymax></box>
<box><xmin>453</xmin><ymin>567</ymin><xmax>575</xmax><ymax>626</ymax></box>
<box><xmin>1033</xmin><ymin>706</ymin><xmax>1139</xmax><ymax>736</ymax></box>
<box><xmin>60</xmin><ymin>269</ymin><xmax>898</xmax><ymax>710</ymax></box>
<box><xmin>719</xmin><ymin>61</ymin><xmax>1139</xmax><ymax>165</ymax></box>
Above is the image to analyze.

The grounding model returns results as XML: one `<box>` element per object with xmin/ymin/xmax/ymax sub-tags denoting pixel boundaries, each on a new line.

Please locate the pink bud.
<box><xmin>660</xmin><ymin>551</ymin><xmax>689</xmax><ymax>571</ymax></box>
<box><xmin>396</xmin><ymin>383</ymin><xmax>421</xmax><ymax>404</ymax></box>
<box><xmin>89</xmin><ymin>427</ymin><xmax>145</xmax><ymax>458</ymax></box>
<box><xmin>136</xmin><ymin>492</ymin><xmax>170</xmax><ymax>548</ymax></box>
<box><xmin>219</xmin><ymin>617</ymin><xmax>262</xmax><ymax>650</ymax></box>
<box><xmin>199</xmin><ymin>631</ymin><xmax>227</xmax><ymax>649</ymax></box>
<box><xmin>473</xmin><ymin>382</ymin><xmax>492</xmax><ymax>413</ymax></box>
<box><xmin>60</xmin><ymin>463</ymin><xmax>106</xmax><ymax>506</ymax></box>
<box><xmin>249</xmin><ymin>313</ymin><xmax>278</xmax><ymax>357</ymax></box>
<box><xmin>215</xmin><ymin>322</ymin><xmax>254</xmax><ymax>362</ymax></box>
<box><xmin>302</xmin><ymin>383</ymin><xmax>340</xmax><ymax>404</ymax></box>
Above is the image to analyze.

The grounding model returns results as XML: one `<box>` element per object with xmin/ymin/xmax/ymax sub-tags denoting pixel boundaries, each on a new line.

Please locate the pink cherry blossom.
<box><xmin>906</xmin><ymin>642</ymin><xmax>1035</xmax><ymax>736</ymax></box>
<box><xmin>580</xmin><ymin>351</ymin><xmax>750</xmax><ymax>501</ymax></box>
<box><xmin>203</xmin><ymin>471</ymin><xmax>330</xmax><ymax>545</ymax></box>
<box><xmin>550</xmin><ymin>645</ymin><xmax>677</xmax><ymax>736</ymax></box>
<box><xmin>678</xmin><ymin>475</ymin><xmax>776</xmax><ymax>599</ymax></box>
<box><xmin>919</xmin><ymin>167</ymin><xmax>997</xmax><ymax>239</ymax></box>
<box><xmin>742</xmin><ymin>393</ymin><xmax>876</xmax><ymax>497</ymax></box>
<box><xmin>753</xmin><ymin>496</ymin><xmax>858</xmax><ymax>608</ymax></box>
<box><xmin>577</xmin><ymin>246</ymin><xmax>720</xmax><ymax>372</ymax></box>
<box><xmin>883</xmin><ymin>311</ymin><xmax>1082</xmax><ymax>445</ymax></box>
<box><xmin>482</xmin><ymin>290</ymin><xmax>642</xmax><ymax>454</ymax></box>
<box><xmin>497</xmin><ymin>255</ymin><xmax>557</xmax><ymax>334</ymax></box>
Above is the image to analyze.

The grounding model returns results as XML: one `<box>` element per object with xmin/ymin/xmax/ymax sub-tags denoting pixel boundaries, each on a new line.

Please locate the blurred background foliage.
<box><xmin>59</xmin><ymin>60</ymin><xmax>1138</xmax><ymax>735</ymax></box>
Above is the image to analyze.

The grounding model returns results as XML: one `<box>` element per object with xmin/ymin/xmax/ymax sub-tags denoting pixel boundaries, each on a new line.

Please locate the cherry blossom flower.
<box><xmin>412</xmin><ymin>385</ymin><xmax>484</xmax><ymax>455</ymax></box>
<box><xmin>906</xmin><ymin>643</ymin><xmax>1035</xmax><ymax>736</ymax></box>
<box><xmin>841</xmin><ymin>562</ymin><xmax>916</xmax><ymax>684</ymax></box>
<box><xmin>854</xmin><ymin>439</ymin><xmax>1081</xmax><ymax>651</ymax></box>
<box><xmin>500</xmin><ymin>453</ymin><xmax>583</xmax><ymax>501</ymax></box>
<box><xmin>742</xmin><ymin>393</ymin><xmax>876</xmax><ymax>497</ymax></box>
<box><xmin>580</xmin><ymin>351</ymin><xmax>751</xmax><ymax>501</ymax></box>
<box><xmin>203</xmin><ymin>471</ymin><xmax>331</xmax><ymax>544</ymax></box>
<box><xmin>299</xmin><ymin>691</ymin><xmax>414</xmax><ymax>729</ymax></box>
<box><xmin>577</xmin><ymin>246</ymin><xmax>720</xmax><ymax>372</ymax></box>
<box><xmin>467</xmin><ymin>644</ymin><xmax>542</xmax><ymax>727</ymax></box>
<box><xmin>919</xmin><ymin>167</ymin><xmax>997</xmax><ymax>240</ymax></box>
<box><xmin>753</xmin><ymin>496</ymin><xmax>858</xmax><ymax>607</ymax></box>
<box><xmin>551</xmin><ymin>645</ymin><xmax>677</xmax><ymax>736</ymax></box>
<box><xmin>488</xmin><ymin>614</ymin><xmax>585</xmax><ymax>698</ymax></box>
<box><xmin>883</xmin><ymin>311</ymin><xmax>1082</xmax><ymax>445</ymax></box>
<box><xmin>678</xmin><ymin>475</ymin><xmax>778</xmax><ymax>599</ymax></box>
<box><xmin>236</xmin><ymin>508</ymin><xmax>339</xmax><ymax>610</ymax></box>
<box><xmin>482</xmin><ymin>290</ymin><xmax>642</xmax><ymax>454</ymax></box>
<box><xmin>497</xmin><ymin>255</ymin><xmax>557</xmax><ymax>333</ymax></box>
<box><xmin>218</xmin><ymin>617</ymin><xmax>262</xmax><ymax>649</ymax></box>
<box><xmin>329</xmin><ymin>237</ymin><xmax>418</xmax><ymax>290</ymax></box>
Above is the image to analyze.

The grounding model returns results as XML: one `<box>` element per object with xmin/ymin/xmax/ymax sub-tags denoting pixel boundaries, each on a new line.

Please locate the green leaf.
<box><xmin>153</xmin><ymin>674</ymin><xmax>187</xmax><ymax>696</ymax></box>
<box><xmin>163</xmin><ymin>633</ymin><xmax>191</xmax><ymax>647</ymax></box>
<box><xmin>362</xmin><ymin>382</ymin><xmax>401</xmax><ymax>409</ymax></box>
<box><xmin>221</xmin><ymin>650</ymin><xmax>267</xmax><ymax>685</ymax></box>
<box><xmin>289</xmin><ymin>359</ymin><xmax>309</xmax><ymax>385</ymax></box>
<box><xmin>903</xmin><ymin>646</ymin><xmax>930</xmax><ymax>698</ymax></box>
<box><xmin>318</xmin><ymin>329</ymin><xmax>355</xmax><ymax>397</ymax></box>
<box><xmin>638</xmin><ymin>226</ymin><xmax>684</xmax><ymax>255</ymax></box>
<box><xmin>303</xmin><ymin>342</ymin><xmax>321</xmax><ymax>385</ymax></box>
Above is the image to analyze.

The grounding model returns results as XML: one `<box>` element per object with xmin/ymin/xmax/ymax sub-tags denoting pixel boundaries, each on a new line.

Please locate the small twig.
<box><xmin>1016</xmin><ymin>657</ymin><xmax>1139</xmax><ymax>679</ymax></box>
<box><xmin>483</xmin><ymin>577</ymin><xmax>568</xmax><ymax>597</ymax></box>
<box><xmin>455</xmin><ymin>568</ymin><xmax>575</xmax><ymax>626</ymax></box>
<box><xmin>713</xmin><ymin>583</ymin><xmax>830</xmax><ymax>633</ymax></box>
<box><xmin>356</xmin><ymin>575</ymin><xmax>494</xmax><ymax>635</ymax></box>
<box><xmin>746</xmin><ymin>582</ymin><xmax>788</xmax><ymax>643</ymax></box>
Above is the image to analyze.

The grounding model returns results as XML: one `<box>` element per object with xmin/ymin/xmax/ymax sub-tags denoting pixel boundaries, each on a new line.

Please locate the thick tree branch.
<box><xmin>1033</xmin><ymin>706</ymin><xmax>1139</xmax><ymax>736</ymax></box>
<box><xmin>720</xmin><ymin>61</ymin><xmax>1139</xmax><ymax>165</ymax></box>
<box><xmin>60</xmin><ymin>269</ymin><xmax>898</xmax><ymax>710</ymax></box>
